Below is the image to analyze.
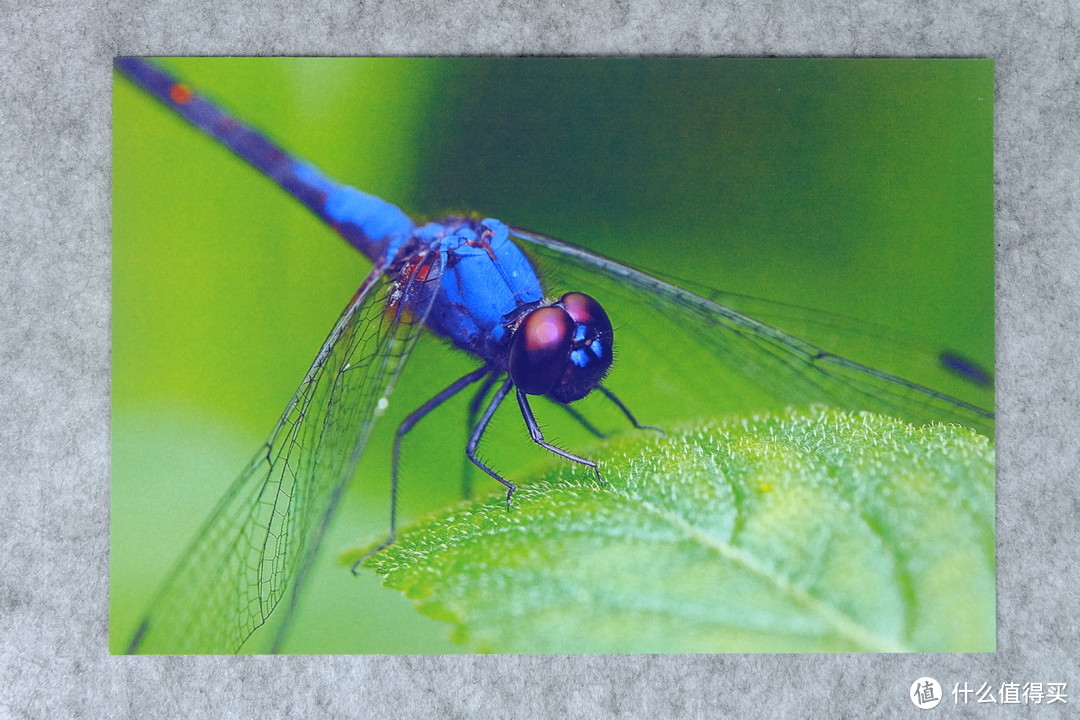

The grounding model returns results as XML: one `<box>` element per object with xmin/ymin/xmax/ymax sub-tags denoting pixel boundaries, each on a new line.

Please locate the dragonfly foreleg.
<box><xmin>516</xmin><ymin>389</ymin><xmax>604</xmax><ymax>483</ymax></box>
<box><xmin>598</xmin><ymin>385</ymin><xmax>664</xmax><ymax>434</ymax></box>
<box><xmin>461</xmin><ymin>375</ymin><xmax>607</xmax><ymax>496</ymax></box>
<box><xmin>465</xmin><ymin>377</ymin><xmax>517</xmax><ymax>507</ymax></box>
<box><xmin>352</xmin><ymin>365</ymin><xmax>489</xmax><ymax>571</ymax></box>
<box><xmin>556</xmin><ymin>403</ymin><xmax>607</xmax><ymax>439</ymax></box>
<box><xmin>461</xmin><ymin>371</ymin><xmax>500</xmax><ymax>499</ymax></box>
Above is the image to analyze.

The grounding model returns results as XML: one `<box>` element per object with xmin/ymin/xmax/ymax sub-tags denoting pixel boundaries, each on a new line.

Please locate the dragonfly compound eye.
<box><xmin>560</xmin><ymin>292</ymin><xmax>609</xmax><ymax>329</ymax></box>
<box><xmin>550</xmin><ymin>292</ymin><xmax>614</xmax><ymax>402</ymax></box>
<box><xmin>509</xmin><ymin>296</ymin><xmax>614</xmax><ymax>402</ymax></box>
<box><xmin>509</xmin><ymin>292</ymin><xmax>610</xmax><ymax>404</ymax></box>
<box><xmin>509</xmin><ymin>306</ymin><xmax>575</xmax><ymax>396</ymax></box>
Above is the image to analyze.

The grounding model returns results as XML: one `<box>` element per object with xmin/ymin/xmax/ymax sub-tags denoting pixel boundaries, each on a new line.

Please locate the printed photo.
<box><xmin>112</xmin><ymin>58</ymin><xmax>994</xmax><ymax>654</ymax></box>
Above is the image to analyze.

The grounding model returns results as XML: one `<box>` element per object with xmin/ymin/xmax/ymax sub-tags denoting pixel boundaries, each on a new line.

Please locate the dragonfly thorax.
<box><xmin>509</xmin><ymin>292</ymin><xmax>613</xmax><ymax>403</ymax></box>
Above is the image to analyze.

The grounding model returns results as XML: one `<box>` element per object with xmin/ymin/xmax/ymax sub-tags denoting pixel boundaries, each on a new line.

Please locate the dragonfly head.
<box><xmin>509</xmin><ymin>292</ymin><xmax>614</xmax><ymax>403</ymax></box>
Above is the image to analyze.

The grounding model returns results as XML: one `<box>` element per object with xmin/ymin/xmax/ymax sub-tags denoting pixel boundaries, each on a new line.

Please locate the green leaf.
<box><xmin>357</xmin><ymin>408</ymin><xmax>994</xmax><ymax>653</ymax></box>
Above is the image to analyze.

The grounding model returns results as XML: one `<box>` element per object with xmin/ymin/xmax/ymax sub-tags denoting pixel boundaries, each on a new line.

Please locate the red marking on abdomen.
<box><xmin>169</xmin><ymin>83</ymin><xmax>193</xmax><ymax>105</ymax></box>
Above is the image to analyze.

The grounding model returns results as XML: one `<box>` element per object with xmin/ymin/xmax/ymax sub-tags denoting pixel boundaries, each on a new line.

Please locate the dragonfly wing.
<box><xmin>127</xmin><ymin>252</ymin><xmax>444</xmax><ymax>653</ymax></box>
<box><xmin>511</xmin><ymin>228</ymin><xmax>993</xmax><ymax>436</ymax></box>
<box><xmin>619</xmin><ymin>273</ymin><xmax>993</xmax><ymax>408</ymax></box>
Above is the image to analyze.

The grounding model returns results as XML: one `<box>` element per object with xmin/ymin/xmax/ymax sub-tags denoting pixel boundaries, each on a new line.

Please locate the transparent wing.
<box><xmin>624</xmin><ymin>273</ymin><xmax>994</xmax><ymax>405</ymax></box>
<box><xmin>512</xmin><ymin>228</ymin><xmax>993</xmax><ymax>436</ymax></box>
<box><xmin>127</xmin><ymin>252</ymin><xmax>444</xmax><ymax>654</ymax></box>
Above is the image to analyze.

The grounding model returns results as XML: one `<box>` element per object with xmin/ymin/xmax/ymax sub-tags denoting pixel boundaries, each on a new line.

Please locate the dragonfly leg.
<box><xmin>465</xmin><ymin>377</ymin><xmax>518</xmax><ymax>507</ymax></box>
<box><xmin>517</xmin><ymin>389</ymin><xmax>604</xmax><ymax>483</ymax></box>
<box><xmin>557</xmin><ymin>403</ymin><xmax>607</xmax><ymax>439</ymax></box>
<box><xmin>461</xmin><ymin>371</ymin><xmax>499</xmax><ymax>499</ymax></box>
<box><xmin>352</xmin><ymin>365</ymin><xmax>489</xmax><ymax>572</ymax></box>
<box><xmin>598</xmin><ymin>385</ymin><xmax>664</xmax><ymax>434</ymax></box>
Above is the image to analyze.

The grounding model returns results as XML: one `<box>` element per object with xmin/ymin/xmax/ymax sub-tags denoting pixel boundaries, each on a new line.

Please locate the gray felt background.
<box><xmin>1</xmin><ymin>1</ymin><xmax>1077</xmax><ymax>718</ymax></box>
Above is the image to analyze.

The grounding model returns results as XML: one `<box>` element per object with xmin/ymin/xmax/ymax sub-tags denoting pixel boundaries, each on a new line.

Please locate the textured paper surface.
<box><xmin>2</xmin><ymin>1</ymin><xmax>1078</xmax><ymax>717</ymax></box>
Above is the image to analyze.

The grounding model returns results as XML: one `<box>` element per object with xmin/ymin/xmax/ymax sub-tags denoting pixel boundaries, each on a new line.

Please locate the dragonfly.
<box><xmin>113</xmin><ymin>58</ymin><xmax>993</xmax><ymax>654</ymax></box>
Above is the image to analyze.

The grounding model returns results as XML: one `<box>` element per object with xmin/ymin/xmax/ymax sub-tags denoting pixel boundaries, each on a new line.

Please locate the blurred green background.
<box><xmin>112</xmin><ymin>58</ymin><xmax>993</xmax><ymax>653</ymax></box>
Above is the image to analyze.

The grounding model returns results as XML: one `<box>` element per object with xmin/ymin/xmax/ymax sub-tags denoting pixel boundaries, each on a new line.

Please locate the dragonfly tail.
<box><xmin>114</xmin><ymin>57</ymin><xmax>414</xmax><ymax>262</ymax></box>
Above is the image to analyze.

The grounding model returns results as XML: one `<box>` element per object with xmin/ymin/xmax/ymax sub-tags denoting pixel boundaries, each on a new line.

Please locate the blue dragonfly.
<box><xmin>113</xmin><ymin>58</ymin><xmax>993</xmax><ymax>654</ymax></box>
